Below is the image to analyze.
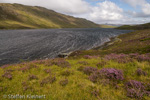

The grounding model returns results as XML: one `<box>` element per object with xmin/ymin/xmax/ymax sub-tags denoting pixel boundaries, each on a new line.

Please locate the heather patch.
<box><xmin>18</xmin><ymin>64</ymin><xmax>38</xmax><ymax>72</ymax></box>
<box><xmin>96</xmin><ymin>61</ymin><xmax>107</xmax><ymax>68</ymax></box>
<box><xmin>84</xmin><ymin>55</ymin><xmax>99</xmax><ymax>59</ymax></box>
<box><xmin>31</xmin><ymin>60</ymin><xmax>45</xmax><ymax>65</ymax></box>
<box><xmin>125</xmin><ymin>80</ymin><xmax>149</xmax><ymax>98</ymax></box>
<box><xmin>104</xmin><ymin>53</ymin><xmax>133</xmax><ymax>63</ymax></box>
<box><xmin>89</xmin><ymin>68</ymin><xmax>124</xmax><ymax>83</ymax></box>
<box><xmin>91</xmin><ymin>89</ymin><xmax>100</xmax><ymax>98</ymax></box>
<box><xmin>52</xmin><ymin>59</ymin><xmax>71</xmax><ymax>68</ymax></box>
<box><xmin>44</xmin><ymin>68</ymin><xmax>51</xmax><ymax>74</ymax></box>
<box><xmin>104</xmin><ymin>53</ymin><xmax>150</xmax><ymax>63</ymax></box>
<box><xmin>59</xmin><ymin>79</ymin><xmax>68</xmax><ymax>86</ymax></box>
<box><xmin>40</xmin><ymin>75</ymin><xmax>56</xmax><ymax>86</ymax></box>
<box><xmin>28</xmin><ymin>74</ymin><xmax>38</xmax><ymax>80</ymax></box>
<box><xmin>1</xmin><ymin>65</ymin><xmax>10</xmax><ymax>69</ymax></box>
<box><xmin>98</xmin><ymin>68</ymin><xmax>124</xmax><ymax>81</ymax></box>
<box><xmin>18</xmin><ymin>66</ymin><xmax>30</xmax><ymax>72</ymax></box>
<box><xmin>2</xmin><ymin>72</ymin><xmax>12</xmax><ymax>80</ymax></box>
<box><xmin>136</xmin><ymin>55</ymin><xmax>150</xmax><ymax>62</ymax></box>
<box><xmin>136</xmin><ymin>68</ymin><xmax>147</xmax><ymax>76</ymax></box>
<box><xmin>83</xmin><ymin>66</ymin><xmax>98</xmax><ymax>75</ymax></box>
<box><xmin>22</xmin><ymin>81</ymin><xmax>32</xmax><ymax>91</ymax></box>
<box><xmin>105</xmin><ymin>53</ymin><xmax>128</xmax><ymax>61</ymax></box>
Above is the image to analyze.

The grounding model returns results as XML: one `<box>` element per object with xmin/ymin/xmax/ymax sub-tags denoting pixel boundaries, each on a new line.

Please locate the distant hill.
<box><xmin>116</xmin><ymin>23</ymin><xmax>150</xmax><ymax>30</ymax></box>
<box><xmin>99</xmin><ymin>24</ymin><xmax>117</xmax><ymax>28</ymax></box>
<box><xmin>0</xmin><ymin>3</ymin><xmax>99</xmax><ymax>29</ymax></box>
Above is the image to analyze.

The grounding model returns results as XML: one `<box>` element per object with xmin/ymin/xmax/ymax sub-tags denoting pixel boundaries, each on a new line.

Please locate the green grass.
<box><xmin>0</xmin><ymin>56</ymin><xmax>150</xmax><ymax>100</ymax></box>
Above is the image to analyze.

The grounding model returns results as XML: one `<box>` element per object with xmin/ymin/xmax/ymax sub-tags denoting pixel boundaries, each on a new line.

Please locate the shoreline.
<box><xmin>92</xmin><ymin>36</ymin><xmax>122</xmax><ymax>50</ymax></box>
<box><xmin>66</xmin><ymin>36</ymin><xmax>122</xmax><ymax>58</ymax></box>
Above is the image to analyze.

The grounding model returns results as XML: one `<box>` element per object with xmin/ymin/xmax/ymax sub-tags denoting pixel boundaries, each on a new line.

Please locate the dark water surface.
<box><xmin>0</xmin><ymin>28</ymin><xmax>131</xmax><ymax>66</ymax></box>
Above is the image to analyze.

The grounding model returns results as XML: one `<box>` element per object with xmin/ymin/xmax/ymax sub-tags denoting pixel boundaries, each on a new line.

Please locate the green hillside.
<box><xmin>116</xmin><ymin>23</ymin><xmax>150</xmax><ymax>30</ymax></box>
<box><xmin>0</xmin><ymin>3</ymin><xmax>99</xmax><ymax>29</ymax></box>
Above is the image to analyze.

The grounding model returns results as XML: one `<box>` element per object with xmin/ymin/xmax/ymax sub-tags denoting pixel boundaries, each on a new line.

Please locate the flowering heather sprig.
<box><xmin>125</xmin><ymin>80</ymin><xmax>146</xmax><ymax>98</ymax></box>
<box><xmin>44</xmin><ymin>68</ymin><xmax>51</xmax><ymax>74</ymax></box>
<box><xmin>105</xmin><ymin>53</ymin><xmax>128</xmax><ymax>60</ymax></box>
<box><xmin>83</xmin><ymin>67</ymin><xmax>98</xmax><ymax>75</ymax></box>
<box><xmin>104</xmin><ymin>53</ymin><xmax>132</xmax><ymax>63</ymax></box>
<box><xmin>126</xmin><ymin>80</ymin><xmax>145</xmax><ymax>90</ymax></box>
<box><xmin>18</xmin><ymin>66</ymin><xmax>30</xmax><ymax>72</ymax></box>
<box><xmin>2</xmin><ymin>72</ymin><xmax>12</xmax><ymax>80</ymax></box>
<box><xmin>59</xmin><ymin>79</ymin><xmax>68</xmax><ymax>86</ymax></box>
<box><xmin>28</xmin><ymin>75</ymin><xmax>38</xmax><ymax>80</ymax></box>
<box><xmin>96</xmin><ymin>61</ymin><xmax>107</xmax><ymax>68</ymax></box>
<box><xmin>40</xmin><ymin>75</ymin><xmax>56</xmax><ymax>86</ymax></box>
<box><xmin>1</xmin><ymin>65</ymin><xmax>9</xmax><ymax>69</ymax></box>
<box><xmin>136</xmin><ymin>68</ymin><xmax>147</xmax><ymax>76</ymax></box>
<box><xmin>136</xmin><ymin>55</ymin><xmax>150</xmax><ymax>62</ymax></box>
<box><xmin>52</xmin><ymin>59</ymin><xmax>71</xmax><ymax>68</ymax></box>
<box><xmin>18</xmin><ymin>64</ymin><xmax>38</xmax><ymax>72</ymax></box>
<box><xmin>84</xmin><ymin>55</ymin><xmax>99</xmax><ymax>59</ymax></box>
<box><xmin>44</xmin><ymin>60</ymin><xmax>53</xmax><ymax>66</ymax></box>
<box><xmin>129</xmin><ymin>53</ymin><xmax>139</xmax><ymax>58</ymax></box>
<box><xmin>89</xmin><ymin>68</ymin><xmax>124</xmax><ymax>83</ymax></box>
<box><xmin>22</xmin><ymin>81</ymin><xmax>32</xmax><ymax>91</ymax></box>
<box><xmin>5</xmin><ymin>69</ymin><xmax>14</xmax><ymax>72</ymax></box>
<box><xmin>89</xmin><ymin>72</ymin><xmax>99</xmax><ymax>83</ymax></box>
<box><xmin>91</xmin><ymin>89</ymin><xmax>100</xmax><ymax>97</ymax></box>
<box><xmin>31</xmin><ymin>60</ymin><xmax>45</xmax><ymax>65</ymax></box>
<box><xmin>99</xmin><ymin>68</ymin><xmax>124</xmax><ymax>81</ymax></box>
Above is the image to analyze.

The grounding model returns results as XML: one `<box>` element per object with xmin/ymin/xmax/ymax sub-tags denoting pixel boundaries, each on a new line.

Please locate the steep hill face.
<box><xmin>116</xmin><ymin>23</ymin><xmax>150</xmax><ymax>30</ymax></box>
<box><xmin>0</xmin><ymin>3</ymin><xmax>99</xmax><ymax>29</ymax></box>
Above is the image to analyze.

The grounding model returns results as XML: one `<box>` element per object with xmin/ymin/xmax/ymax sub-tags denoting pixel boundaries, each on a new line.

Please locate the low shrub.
<box><xmin>40</xmin><ymin>75</ymin><xmax>56</xmax><ymax>86</ymax></box>
<box><xmin>2</xmin><ymin>72</ymin><xmax>12</xmax><ymax>80</ymax></box>
<box><xmin>136</xmin><ymin>68</ymin><xmax>147</xmax><ymax>76</ymax></box>
<box><xmin>83</xmin><ymin>67</ymin><xmax>98</xmax><ymax>75</ymax></box>
<box><xmin>59</xmin><ymin>79</ymin><xmax>68</xmax><ymax>86</ymax></box>
<box><xmin>28</xmin><ymin>75</ymin><xmax>38</xmax><ymax>80</ymax></box>
<box><xmin>89</xmin><ymin>68</ymin><xmax>124</xmax><ymax>83</ymax></box>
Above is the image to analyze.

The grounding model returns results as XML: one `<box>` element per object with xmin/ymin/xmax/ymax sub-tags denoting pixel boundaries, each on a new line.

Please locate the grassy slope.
<box><xmin>116</xmin><ymin>23</ymin><xmax>150</xmax><ymax>30</ymax></box>
<box><xmin>0</xmin><ymin>3</ymin><xmax>99</xmax><ymax>29</ymax></box>
<box><xmin>0</xmin><ymin>30</ymin><xmax>150</xmax><ymax>100</ymax></box>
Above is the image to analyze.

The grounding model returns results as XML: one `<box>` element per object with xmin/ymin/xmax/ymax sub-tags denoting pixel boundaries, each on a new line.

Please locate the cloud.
<box><xmin>0</xmin><ymin>0</ymin><xmax>90</xmax><ymax>14</ymax></box>
<box><xmin>122</xmin><ymin>0</ymin><xmax>150</xmax><ymax>17</ymax></box>
<box><xmin>87</xmin><ymin>1</ymin><xmax>124</xmax><ymax>24</ymax></box>
<box><xmin>121</xmin><ymin>0</ymin><xmax>146</xmax><ymax>7</ymax></box>
<box><xmin>142</xmin><ymin>3</ymin><xmax>150</xmax><ymax>15</ymax></box>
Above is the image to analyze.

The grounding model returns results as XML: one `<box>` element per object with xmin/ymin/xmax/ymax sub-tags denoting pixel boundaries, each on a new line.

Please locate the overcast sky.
<box><xmin>0</xmin><ymin>0</ymin><xmax>150</xmax><ymax>24</ymax></box>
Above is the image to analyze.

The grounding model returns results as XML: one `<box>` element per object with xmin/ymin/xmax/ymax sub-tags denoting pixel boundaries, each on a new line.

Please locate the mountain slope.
<box><xmin>116</xmin><ymin>23</ymin><xmax>150</xmax><ymax>30</ymax></box>
<box><xmin>0</xmin><ymin>3</ymin><xmax>99</xmax><ymax>29</ymax></box>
